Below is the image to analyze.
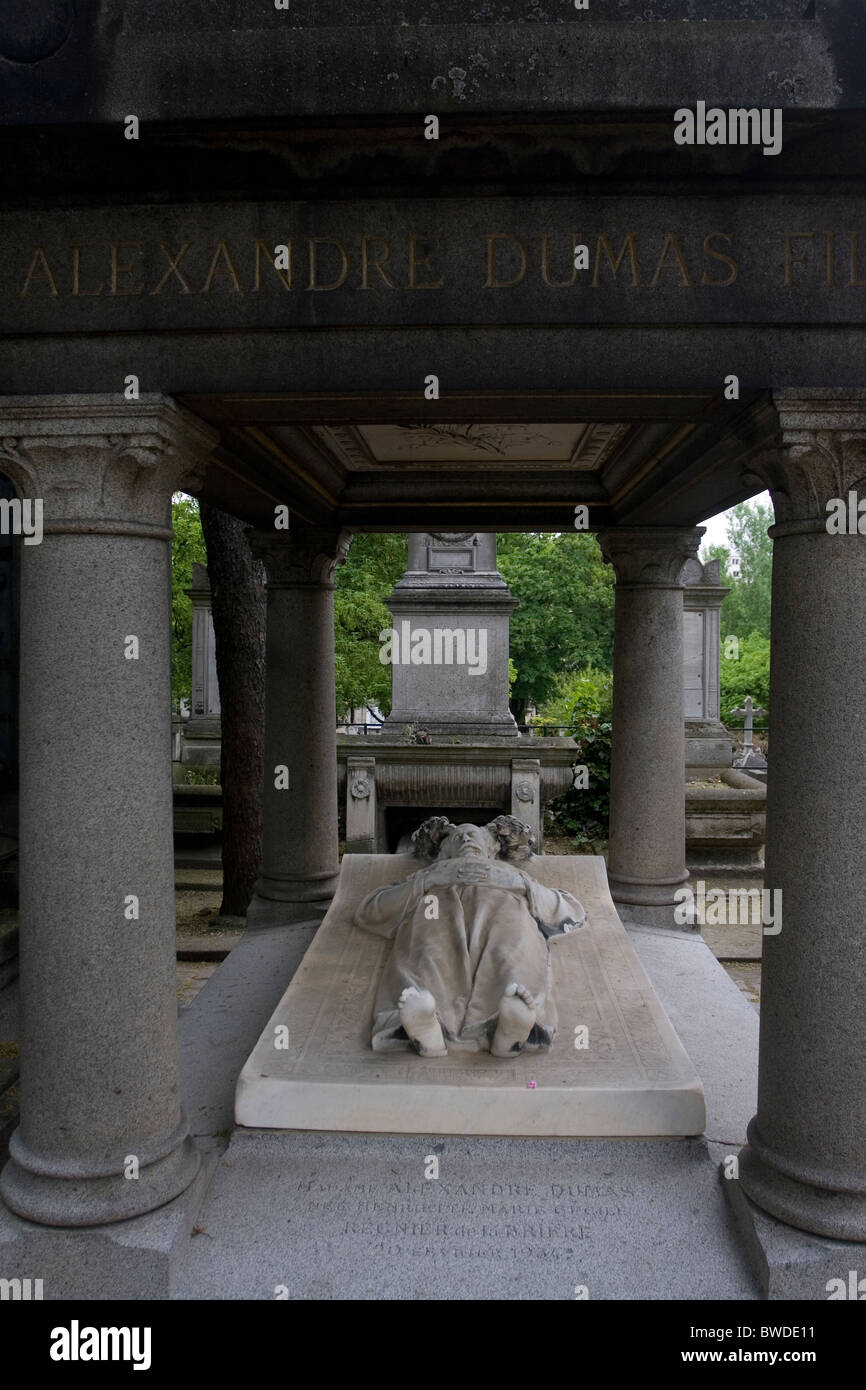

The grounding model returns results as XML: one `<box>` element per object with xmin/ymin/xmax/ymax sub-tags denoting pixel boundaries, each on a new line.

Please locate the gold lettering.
<box><xmin>201</xmin><ymin>240</ymin><xmax>243</xmax><ymax>294</ymax></box>
<box><xmin>408</xmin><ymin>236</ymin><xmax>444</xmax><ymax>289</ymax></box>
<box><xmin>20</xmin><ymin>247</ymin><xmax>59</xmax><ymax>298</ymax></box>
<box><xmin>850</xmin><ymin>232</ymin><xmax>866</xmax><ymax>287</ymax></box>
<box><xmin>308</xmin><ymin>238</ymin><xmax>349</xmax><ymax>291</ymax></box>
<box><xmin>361</xmin><ymin>237</ymin><xmax>396</xmax><ymax>289</ymax></box>
<box><xmin>825</xmin><ymin>229</ymin><xmax>836</xmax><ymax>287</ymax></box>
<box><xmin>72</xmin><ymin>245</ymin><xmax>104</xmax><ymax>297</ymax></box>
<box><xmin>109</xmin><ymin>241</ymin><xmax>144</xmax><ymax>295</ymax></box>
<box><xmin>784</xmin><ymin>232</ymin><xmax>814</xmax><ymax>286</ymax></box>
<box><xmin>541</xmin><ymin>235</ymin><xmax>579</xmax><ymax>288</ymax></box>
<box><xmin>592</xmin><ymin>235</ymin><xmax>640</xmax><ymax>288</ymax></box>
<box><xmin>151</xmin><ymin>242</ymin><xmax>192</xmax><ymax>295</ymax></box>
<box><xmin>650</xmin><ymin>234</ymin><xmax>692</xmax><ymax>288</ymax></box>
<box><xmin>700</xmin><ymin>232</ymin><xmax>738</xmax><ymax>287</ymax></box>
<box><xmin>253</xmin><ymin>239</ymin><xmax>292</xmax><ymax>292</ymax></box>
<box><xmin>486</xmin><ymin>234</ymin><xmax>526</xmax><ymax>288</ymax></box>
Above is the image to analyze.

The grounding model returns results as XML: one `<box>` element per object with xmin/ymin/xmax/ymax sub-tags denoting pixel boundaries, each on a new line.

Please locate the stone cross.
<box><xmin>730</xmin><ymin>695</ymin><xmax>767</xmax><ymax>752</ymax></box>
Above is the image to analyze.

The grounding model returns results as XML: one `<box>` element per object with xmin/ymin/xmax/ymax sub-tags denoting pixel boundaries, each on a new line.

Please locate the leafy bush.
<box><xmin>538</xmin><ymin>668</ymin><xmax>613</xmax><ymax>846</ymax></box>
<box><xmin>179</xmin><ymin>766</ymin><xmax>220</xmax><ymax>786</ymax></box>
<box><xmin>720</xmin><ymin>632</ymin><xmax>770</xmax><ymax>724</ymax></box>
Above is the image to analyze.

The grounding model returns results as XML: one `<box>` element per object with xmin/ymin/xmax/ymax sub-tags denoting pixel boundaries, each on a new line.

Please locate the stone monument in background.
<box><xmin>338</xmin><ymin>534</ymin><xmax>575</xmax><ymax>854</ymax></box>
<box><xmin>682</xmin><ymin>557</ymin><xmax>733</xmax><ymax>778</ymax></box>
<box><xmin>180</xmin><ymin>562</ymin><xmax>222</xmax><ymax>767</ymax></box>
<box><xmin>379</xmin><ymin>533</ymin><xmax>518</xmax><ymax>742</ymax></box>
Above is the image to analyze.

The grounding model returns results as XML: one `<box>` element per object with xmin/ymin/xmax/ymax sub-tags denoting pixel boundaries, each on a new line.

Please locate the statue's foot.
<box><xmin>491</xmin><ymin>982</ymin><xmax>537</xmax><ymax>1057</ymax></box>
<box><xmin>398</xmin><ymin>986</ymin><xmax>447</xmax><ymax>1057</ymax></box>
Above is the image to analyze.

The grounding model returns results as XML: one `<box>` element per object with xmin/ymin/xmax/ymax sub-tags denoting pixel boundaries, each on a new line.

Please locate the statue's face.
<box><xmin>440</xmin><ymin>824</ymin><xmax>496</xmax><ymax>860</ymax></box>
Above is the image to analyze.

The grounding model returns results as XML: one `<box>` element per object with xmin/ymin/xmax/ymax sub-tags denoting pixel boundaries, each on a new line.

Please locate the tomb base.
<box><xmin>0</xmin><ymin>1150</ymin><xmax>216</xmax><ymax>1300</ymax></box>
<box><xmin>236</xmin><ymin>855</ymin><xmax>706</xmax><ymax>1138</ymax></box>
<box><xmin>724</xmin><ymin>1177</ymin><xmax>866</xmax><ymax>1301</ymax></box>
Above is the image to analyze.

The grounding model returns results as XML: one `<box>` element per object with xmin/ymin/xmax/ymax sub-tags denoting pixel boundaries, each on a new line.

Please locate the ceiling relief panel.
<box><xmin>313</xmin><ymin>422</ymin><xmax>629</xmax><ymax>472</ymax></box>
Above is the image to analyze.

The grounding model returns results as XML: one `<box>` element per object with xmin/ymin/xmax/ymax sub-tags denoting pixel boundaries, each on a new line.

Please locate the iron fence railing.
<box><xmin>336</xmin><ymin>720</ymin><xmax>770</xmax><ymax>745</ymax></box>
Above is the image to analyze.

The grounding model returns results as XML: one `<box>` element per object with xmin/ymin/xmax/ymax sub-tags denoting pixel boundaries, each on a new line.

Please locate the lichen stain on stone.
<box><xmin>448</xmin><ymin>67</ymin><xmax>468</xmax><ymax>99</ymax></box>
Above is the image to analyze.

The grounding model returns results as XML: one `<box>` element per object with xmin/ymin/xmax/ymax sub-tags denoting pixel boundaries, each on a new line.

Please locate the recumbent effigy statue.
<box><xmin>352</xmin><ymin>815</ymin><xmax>586</xmax><ymax>1058</ymax></box>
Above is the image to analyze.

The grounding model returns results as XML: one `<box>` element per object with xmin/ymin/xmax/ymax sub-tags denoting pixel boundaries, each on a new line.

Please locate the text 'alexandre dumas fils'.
<box><xmin>13</xmin><ymin>229</ymin><xmax>866</xmax><ymax>299</ymax></box>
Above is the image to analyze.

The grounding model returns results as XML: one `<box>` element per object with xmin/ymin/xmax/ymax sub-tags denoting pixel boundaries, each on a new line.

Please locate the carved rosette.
<box><xmin>0</xmin><ymin>396</ymin><xmax>217</xmax><ymax>538</ymax></box>
<box><xmin>250</xmin><ymin>527</ymin><xmax>353</xmax><ymax>587</ymax></box>
<box><xmin>349</xmin><ymin>775</ymin><xmax>371</xmax><ymax>800</ymax></box>
<box><xmin>597</xmin><ymin>527</ymin><xmax>704</xmax><ymax>588</ymax></box>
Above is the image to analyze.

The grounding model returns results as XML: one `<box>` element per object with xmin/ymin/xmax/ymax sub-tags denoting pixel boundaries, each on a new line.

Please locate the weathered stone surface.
<box><xmin>0</xmin><ymin>1154</ymin><xmax>216</xmax><ymax>1300</ymax></box>
<box><xmin>737</xmin><ymin>399</ymin><xmax>866</xmax><ymax>1243</ymax></box>
<box><xmin>600</xmin><ymin>528</ymin><xmax>702</xmax><ymax>928</ymax></box>
<box><xmin>0</xmin><ymin>10</ymin><xmax>846</xmax><ymax>126</ymax></box>
<box><xmin>7</xmin><ymin>198</ymin><xmax>866</xmax><ymax>337</ymax></box>
<box><xmin>380</xmin><ymin>532</ymin><xmax>517</xmax><ymax>742</ymax></box>
<box><xmin>246</xmin><ymin>528</ymin><xmax>351</xmax><ymax>928</ymax></box>
<box><xmin>172</xmin><ymin>1131</ymin><xmax>757</xmax><ymax>1301</ymax></box>
<box><xmin>725</xmin><ymin>1178</ymin><xmax>866</xmax><ymax>1300</ymax></box>
<box><xmin>0</xmin><ymin>397</ymin><xmax>215</xmax><ymax>1228</ymax></box>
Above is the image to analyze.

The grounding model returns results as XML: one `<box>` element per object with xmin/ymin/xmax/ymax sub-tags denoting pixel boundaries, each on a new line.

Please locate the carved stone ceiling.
<box><xmin>311</xmin><ymin>422</ymin><xmax>629</xmax><ymax>472</ymax></box>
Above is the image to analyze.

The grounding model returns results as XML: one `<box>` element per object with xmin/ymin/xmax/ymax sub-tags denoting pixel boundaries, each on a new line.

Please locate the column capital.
<box><xmin>250</xmin><ymin>526</ymin><xmax>353</xmax><ymax>587</ymax></box>
<box><xmin>741</xmin><ymin>390</ymin><xmax>866</xmax><ymax>532</ymax></box>
<box><xmin>597</xmin><ymin>526</ymin><xmax>704</xmax><ymax>588</ymax></box>
<box><xmin>0</xmin><ymin>394</ymin><xmax>218</xmax><ymax>539</ymax></box>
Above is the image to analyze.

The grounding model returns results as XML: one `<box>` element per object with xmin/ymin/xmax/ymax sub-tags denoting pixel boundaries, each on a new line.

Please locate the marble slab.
<box><xmin>235</xmin><ymin>855</ymin><xmax>706</xmax><ymax>1137</ymax></box>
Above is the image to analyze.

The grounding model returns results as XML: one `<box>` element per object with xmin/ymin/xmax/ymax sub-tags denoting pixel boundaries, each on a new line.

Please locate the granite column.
<box><xmin>246</xmin><ymin>527</ymin><xmax>351</xmax><ymax>926</ymax></box>
<box><xmin>598</xmin><ymin>527</ymin><xmax>703</xmax><ymax>928</ymax></box>
<box><xmin>0</xmin><ymin>395</ymin><xmax>217</xmax><ymax>1226</ymax></box>
<box><xmin>736</xmin><ymin>393</ymin><xmax>866</xmax><ymax>1246</ymax></box>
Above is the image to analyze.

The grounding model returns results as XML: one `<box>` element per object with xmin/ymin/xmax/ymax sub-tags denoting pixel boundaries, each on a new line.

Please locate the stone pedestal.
<box><xmin>598</xmin><ymin>527</ymin><xmax>703</xmax><ymax>930</ymax></box>
<box><xmin>735</xmin><ymin>393</ymin><xmax>866</xmax><ymax>1259</ymax></box>
<box><xmin>246</xmin><ymin>527</ymin><xmax>351</xmax><ymax>927</ymax></box>
<box><xmin>380</xmin><ymin>533</ymin><xmax>518</xmax><ymax>742</ymax></box>
<box><xmin>346</xmin><ymin>756</ymin><xmax>377</xmax><ymax>854</ymax></box>
<box><xmin>0</xmin><ymin>395</ymin><xmax>216</xmax><ymax>1231</ymax></box>
<box><xmin>510</xmin><ymin>758</ymin><xmax>541</xmax><ymax>846</ymax></box>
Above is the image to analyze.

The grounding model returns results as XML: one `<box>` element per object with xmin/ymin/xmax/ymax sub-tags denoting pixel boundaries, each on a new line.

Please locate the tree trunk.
<box><xmin>199</xmin><ymin>502</ymin><xmax>265</xmax><ymax>918</ymax></box>
<box><xmin>510</xmin><ymin>696</ymin><xmax>528</xmax><ymax>725</ymax></box>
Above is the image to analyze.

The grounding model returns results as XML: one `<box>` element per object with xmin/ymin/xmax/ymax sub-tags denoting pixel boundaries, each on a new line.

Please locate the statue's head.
<box><xmin>411</xmin><ymin>814</ymin><xmax>536</xmax><ymax>862</ymax></box>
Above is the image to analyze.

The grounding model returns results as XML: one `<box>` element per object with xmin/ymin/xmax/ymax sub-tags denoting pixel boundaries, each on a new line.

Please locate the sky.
<box><xmin>698</xmin><ymin>491</ymin><xmax>771</xmax><ymax>557</ymax></box>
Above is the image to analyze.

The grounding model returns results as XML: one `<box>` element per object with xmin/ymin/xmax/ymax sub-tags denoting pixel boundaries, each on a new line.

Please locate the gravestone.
<box><xmin>682</xmin><ymin>557</ymin><xmax>733</xmax><ymax>777</ymax></box>
<box><xmin>339</xmin><ymin>535</ymin><xmax>575</xmax><ymax>851</ymax></box>
<box><xmin>181</xmin><ymin>562</ymin><xmax>221</xmax><ymax>767</ymax></box>
<box><xmin>236</xmin><ymin>849</ymin><xmax>705</xmax><ymax>1137</ymax></box>
<box><xmin>731</xmin><ymin>695</ymin><xmax>768</xmax><ymax>774</ymax></box>
<box><xmin>380</xmin><ymin>533</ymin><xmax>518</xmax><ymax>742</ymax></box>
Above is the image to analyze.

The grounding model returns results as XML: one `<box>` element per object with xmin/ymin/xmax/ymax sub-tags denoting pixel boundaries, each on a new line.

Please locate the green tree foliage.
<box><xmin>171</xmin><ymin>495</ymin><xmax>207</xmax><ymax>709</ymax></box>
<box><xmin>497</xmin><ymin>533</ymin><xmax>614</xmax><ymax>720</ymax></box>
<box><xmin>537</xmin><ymin>668</ymin><xmax>613</xmax><ymax>845</ymax></box>
<box><xmin>720</xmin><ymin>632</ymin><xmax>771</xmax><ymax>725</ymax></box>
<box><xmin>704</xmin><ymin>499</ymin><xmax>773</xmax><ymax>642</ymax></box>
<box><xmin>334</xmin><ymin>533</ymin><xmax>407</xmax><ymax>717</ymax></box>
